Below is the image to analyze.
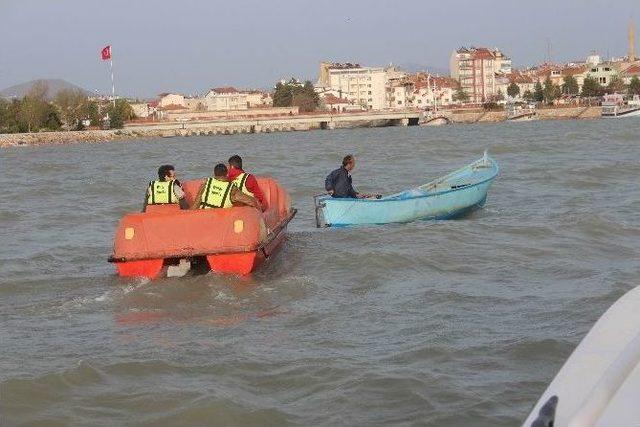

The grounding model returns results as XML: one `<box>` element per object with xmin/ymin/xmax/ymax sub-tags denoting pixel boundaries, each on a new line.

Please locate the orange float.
<box><xmin>108</xmin><ymin>177</ymin><xmax>296</xmax><ymax>279</ymax></box>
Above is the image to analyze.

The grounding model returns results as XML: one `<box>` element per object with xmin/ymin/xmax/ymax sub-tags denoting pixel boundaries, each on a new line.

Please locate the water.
<box><xmin>1</xmin><ymin>119</ymin><xmax>639</xmax><ymax>426</ymax></box>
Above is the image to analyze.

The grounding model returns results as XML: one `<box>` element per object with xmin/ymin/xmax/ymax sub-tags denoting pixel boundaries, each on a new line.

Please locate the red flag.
<box><xmin>101</xmin><ymin>45</ymin><xmax>111</xmax><ymax>61</ymax></box>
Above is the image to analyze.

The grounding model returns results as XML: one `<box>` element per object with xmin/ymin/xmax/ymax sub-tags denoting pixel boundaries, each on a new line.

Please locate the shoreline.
<box><xmin>0</xmin><ymin>106</ymin><xmax>602</xmax><ymax>148</ymax></box>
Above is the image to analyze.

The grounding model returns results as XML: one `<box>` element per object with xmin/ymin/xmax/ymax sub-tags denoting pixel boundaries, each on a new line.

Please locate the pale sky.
<box><xmin>1</xmin><ymin>0</ymin><xmax>638</xmax><ymax>98</ymax></box>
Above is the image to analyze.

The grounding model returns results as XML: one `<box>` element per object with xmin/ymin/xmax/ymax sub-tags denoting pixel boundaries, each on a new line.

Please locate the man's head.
<box><xmin>158</xmin><ymin>164</ymin><xmax>176</xmax><ymax>181</ymax></box>
<box><xmin>214</xmin><ymin>163</ymin><xmax>228</xmax><ymax>179</ymax></box>
<box><xmin>228</xmin><ymin>155</ymin><xmax>243</xmax><ymax>170</ymax></box>
<box><xmin>342</xmin><ymin>155</ymin><xmax>355</xmax><ymax>172</ymax></box>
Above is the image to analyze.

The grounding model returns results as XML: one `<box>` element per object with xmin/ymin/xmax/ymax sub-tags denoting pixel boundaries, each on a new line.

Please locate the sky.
<box><xmin>1</xmin><ymin>0</ymin><xmax>638</xmax><ymax>99</ymax></box>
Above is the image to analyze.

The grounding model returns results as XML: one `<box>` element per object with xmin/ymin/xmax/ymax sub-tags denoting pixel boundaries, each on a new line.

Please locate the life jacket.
<box><xmin>147</xmin><ymin>180</ymin><xmax>177</xmax><ymax>205</ymax></box>
<box><xmin>232</xmin><ymin>172</ymin><xmax>254</xmax><ymax>198</ymax></box>
<box><xmin>199</xmin><ymin>178</ymin><xmax>234</xmax><ymax>209</ymax></box>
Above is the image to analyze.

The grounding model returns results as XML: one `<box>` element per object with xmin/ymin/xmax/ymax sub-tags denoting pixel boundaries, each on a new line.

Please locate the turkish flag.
<box><xmin>101</xmin><ymin>45</ymin><xmax>111</xmax><ymax>60</ymax></box>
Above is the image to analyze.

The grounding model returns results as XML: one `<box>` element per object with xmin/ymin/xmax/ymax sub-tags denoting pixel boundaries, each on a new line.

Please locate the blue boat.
<box><xmin>314</xmin><ymin>151</ymin><xmax>498</xmax><ymax>227</ymax></box>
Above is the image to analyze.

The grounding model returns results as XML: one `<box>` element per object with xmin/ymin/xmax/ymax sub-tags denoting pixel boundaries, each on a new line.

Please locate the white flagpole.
<box><xmin>110</xmin><ymin>46</ymin><xmax>115</xmax><ymax>107</ymax></box>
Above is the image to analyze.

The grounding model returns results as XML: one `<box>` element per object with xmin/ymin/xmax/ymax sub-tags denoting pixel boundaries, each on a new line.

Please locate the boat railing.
<box><xmin>420</xmin><ymin>151</ymin><xmax>492</xmax><ymax>192</ymax></box>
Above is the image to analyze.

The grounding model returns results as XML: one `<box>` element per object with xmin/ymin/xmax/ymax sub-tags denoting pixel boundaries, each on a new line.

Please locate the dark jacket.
<box><xmin>325</xmin><ymin>166</ymin><xmax>358</xmax><ymax>198</ymax></box>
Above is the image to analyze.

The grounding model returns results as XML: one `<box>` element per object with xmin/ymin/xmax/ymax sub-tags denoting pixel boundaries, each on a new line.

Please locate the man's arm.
<box><xmin>325</xmin><ymin>170</ymin><xmax>336</xmax><ymax>194</ymax></box>
<box><xmin>230</xmin><ymin>186</ymin><xmax>260</xmax><ymax>209</ymax></box>
<box><xmin>191</xmin><ymin>182</ymin><xmax>205</xmax><ymax>209</ymax></box>
<box><xmin>245</xmin><ymin>174</ymin><xmax>266</xmax><ymax>211</ymax></box>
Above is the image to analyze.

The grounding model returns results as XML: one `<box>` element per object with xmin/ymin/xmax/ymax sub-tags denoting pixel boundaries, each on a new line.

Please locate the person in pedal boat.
<box><xmin>325</xmin><ymin>155</ymin><xmax>378</xmax><ymax>199</ymax></box>
<box><xmin>227</xmin><ymin>154</ymin><xmax>266</xmax><ymax>211</ymax></box>
<box><xmin>144</xmin><ymin>164</ymin><xmax>188</xmax><ymax>211</ymax></box>
<box><xmin>192</xmin><ymin>163</ymin><xmax>260</xmax><ymax>210</ymax></box>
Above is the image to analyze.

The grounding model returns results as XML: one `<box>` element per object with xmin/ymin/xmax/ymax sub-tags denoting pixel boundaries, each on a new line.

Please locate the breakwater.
<box><xmin>0</xmin><ymin>107</ymin><xmax>603</xmax><ymax>147</ymax></box>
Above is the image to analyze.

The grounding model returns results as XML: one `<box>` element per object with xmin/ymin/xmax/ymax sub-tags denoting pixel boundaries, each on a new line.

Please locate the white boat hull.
<box><xmin>524</xmin><ymin>286</ymin><xmax>640</xmax><ymax>426</ymax></box>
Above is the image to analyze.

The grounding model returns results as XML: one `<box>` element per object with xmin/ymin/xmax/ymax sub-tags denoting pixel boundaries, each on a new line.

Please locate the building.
<box><xmin>321</xmin><ymin>93</ymin><xmax>358</xmax><ymax>112</ymax></box>
<box><xmin>388</xmin><ymin>73</ymin><xmax>457</xmax><ymax>109</ymax></box>
<box><xmin>203</xmin><ymin>87</ymin><xmax>248</xmax><ymax>111</ymax></box>
<box><xmin>158</xmin><ymin>93</ymin><xmax>185</xmax><ymax>108</ymax></box>
<box><xmin>450</xmin><ymin>47</ymin><xmax>512</xmax><ymax>103</ymax></box>
<box><xmin>245</xmin><ymin>91</ymin><xmax>273</xmax><ymax>108</ymax></box>
<box><xmin>621</xmin><ymin>64</ymin><xmax>640</xmax><ymax>84</ymax></box>
<box><xmin>317</xmin><ymin>62</ymin><xmax>388</xmax><ymax>110</ymax></box>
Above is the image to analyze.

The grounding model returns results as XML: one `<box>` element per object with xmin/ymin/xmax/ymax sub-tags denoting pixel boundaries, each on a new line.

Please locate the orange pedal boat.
<box><xmin>108</xmin><ymin>177</ymin><xmax>296</xmax><ymax>279</ymax></box>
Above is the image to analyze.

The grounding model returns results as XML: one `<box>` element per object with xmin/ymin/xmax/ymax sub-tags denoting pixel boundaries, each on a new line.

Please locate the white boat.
<box><xmin>601</xmin><ymin>94</ymin><xmax>640</xmax><ymax>117</ymax></box>
<box><xmin>524</xmin><ymin>286</ymin><xmax>640</xmax><ymax>426</ymax></box>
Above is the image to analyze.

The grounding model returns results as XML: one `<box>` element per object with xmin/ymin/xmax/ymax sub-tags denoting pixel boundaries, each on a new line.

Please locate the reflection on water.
<box><xmin>1</xmin><ymin>119</ymin><xmax>639</xmax><ymax>426</ymax></box>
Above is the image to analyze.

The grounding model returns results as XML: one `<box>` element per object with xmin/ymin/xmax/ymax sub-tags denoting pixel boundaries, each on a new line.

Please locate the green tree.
<box><xmin>84</xmin><ymin>101</ymin><xmax>100</xmax><ymax>127</ymax></box>
<box><xmin>542</xmin><ymin>77</ymin><xmax>558</xmax><ymax>104</ymax></box>
<box><xmin>629</xmin><ymin>76</ymin><xmax>640</xmax><ymax>96</ymax></box>
<box><xmin>0</xmin><ymin>99</ymin><xmax>21</xmax><ymax>133</ymax></box>
<box><xmin>55</xmin><ymin>88</ymin><xmax>89</xmax><ymax>130</ymax></box>
<box><xmin>106</xmin><ymin>99</ymin><xmax>134</xmax><ymax>129</ymax></box>
<box><xmin>507</xmin><ymin>82</ymin><xmax>520</xmax><ymax>98</ymax></box>
<box><xmin>273</xmin><ymin>82</ymin><xmax>293</xmax><ymax>107</ymax></box>
<box><xmin>562</xmin><ymin>75</ymin><xmax>579</xmax><ymax>95</ymax></box>
<box><xmin>272</xmin><ymin>79</ymin><xmax>319</xmax><ymax>112</ymax></box>
<box><xmin>607</xmin><ymin>75</ymin><xmax>626</xmax><ymax>94</ymax></box>
<box><xmin>533</xmin><ymin>81</ymin><xmax>544</xmax><ymax>102</ymax></box>
<box><xmin>522</xmin><ymin>89</ymin><xmax>534</xmax><ymax>101</ymax></box>
<box><xmin>292</xmin><ymin>81</ymin><xmax>320</xmax><ymax>112</ymax></box>
<box><xmin>581</xmin><ymin>76</ymin><xmax>601</xmax><ymax>97</ymax></box>
<box><xmin>453</xmin><ymin>84</ymin><xmax>469</xmax><ymax>103</ymax></box>
<box><xmin>18</xmin><ymin>81</ymin><xmax>50</xmax><ymax>132</ymax></box>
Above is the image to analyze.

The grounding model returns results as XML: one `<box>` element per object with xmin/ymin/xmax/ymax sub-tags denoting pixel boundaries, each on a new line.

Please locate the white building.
<box><xmin>245</xmin><ymin>91</ymin><xmax>273</xmax><ymax>108</ymax></box>
<box><xmin>203</xmin><ymin>87</ymin><xmax>248</xmax><ymax>111</ymax></box>
<box><xmin>158</xmin><ymin>93</ymin><xmax>185</xmax><ymax>108</ymax></box>
<box><xmin>317</xmin><ymin>62</ymin><xmax>388</xmax><ymax>110</ymax></box>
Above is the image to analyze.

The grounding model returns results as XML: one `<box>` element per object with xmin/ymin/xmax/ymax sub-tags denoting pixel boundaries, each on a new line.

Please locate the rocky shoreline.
<box><xmin>0</xmin><ymin>106</ymin><xmax>603</xmax><ymax>148</ymax></box>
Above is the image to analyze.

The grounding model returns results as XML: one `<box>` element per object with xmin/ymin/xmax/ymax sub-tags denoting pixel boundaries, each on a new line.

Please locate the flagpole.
<box><xmin>110</xmin><ymin>47</ymin><xmax>115</xmax><ymax>107</ymax></box>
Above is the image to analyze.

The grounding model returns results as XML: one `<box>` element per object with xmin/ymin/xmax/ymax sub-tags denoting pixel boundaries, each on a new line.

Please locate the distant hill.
<box><xmin>0</xmin><ymin>79</ymin><xmax>91</xmax><ymax>100</ymax></box>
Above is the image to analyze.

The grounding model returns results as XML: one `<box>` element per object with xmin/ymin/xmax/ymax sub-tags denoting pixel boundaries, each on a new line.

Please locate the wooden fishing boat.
<box><xmin>314</xmin><ymin>152</ymin><xmax>498</xmax><ymax>227</ymax></box>
<box><xmin>108</xmin><ymin>177</ymin><xmax>296</xmax><ymax>279</ymax></box>
<box><xmin>524</xmin><ymin>286</ymin><xmax>640</xmax><ymax>426</ymax></box>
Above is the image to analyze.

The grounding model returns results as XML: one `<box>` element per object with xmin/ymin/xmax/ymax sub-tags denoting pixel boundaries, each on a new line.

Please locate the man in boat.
<box><xmin>227</xmin><ymin>154</ymin><xmax>266</xmax><ymax>211</ymax></box>
<box><xmin>192</xmin><ymin>163</ymin><xmax>260</xmax><ymax>210</ymax></box>
<box><xmin>144</xmin><ymin>164</ymin><xmax>188</xmax><ymax>211</ymax></box>
<box><xmin>325</xmin><ymin>155</ymin><xmax>377</xmax><ymax>199</ymax></box>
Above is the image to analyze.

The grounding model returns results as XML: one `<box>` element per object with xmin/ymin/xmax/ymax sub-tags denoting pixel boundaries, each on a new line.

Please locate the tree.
<box><xmin>272</xmin><ymin>79</ymin><xmax>319</xmax><ymax>112</ymax></box>
<box><xmin>55</xmin><ymin>88</ymin><xmax>89</xmax><ymax>130</ymax></box>
<box><xmin>507</xmin><ymin>82</ymin><xmax>520</xmax><ymax>98</ymax></box>
<box><xmin>453</xmin><ymin>84</ymin><xmax>469</xmax><ymax>103</ymax></box>
<box><xmin>18</xmin><ymin>81</ymin><xmax>50</xmax><ymax>132</ymax></box>
<box><xmin>629</xmin><ymin>76</ymin><xmax>640</xmax><ymax>96</ymax></box>
<box><xmin>273</xmin><ymin>82</ymin><xmax>292</xmax><ymax>107</ymax></box>
<box><xmin>581</xmin><ymin>76</ymin><xmax>601</xmax><ymax>97</ymax></box>
<box><xmin>106</xmin><ymin>99</ymin><xmax>134</xmax><ymax>129</ymax></box>
<box><xmin>607</xmin><ymin>75</ymin><xmax>626</xmax><ymax>94</ymax></box>
<box><xmin>542</xmin><ymin>77</ymin><xmax>558</xmax><ymax>104</ymax></box>
<box><xmin>495</xmin><ymin>89</ymin><xmax>505</xmax><ymax>101</ymax></box>
<box><xmin>562</xmin><ymin>75</ymin><xmax>579</xmax><ymax>95</ymax></box>
<box><xmin>533</xmin><ymin>81</ymin><xmax>544</xmax><ymax>102</ymax></box>
<box><xmin>522</xmin><ymin>89</ymin><xmax>533</xmax><ymax>101</ymax></box>
<box><xmin>292</xmin><ymin>81</ymin><xmax>320</xmax><ymax>112</ymax></box>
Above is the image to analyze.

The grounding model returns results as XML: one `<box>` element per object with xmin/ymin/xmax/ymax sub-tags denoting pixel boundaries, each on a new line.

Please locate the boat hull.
<box><xmin>523</xmin><ymin>286</ymin><xmax>640</xmax><ymax>426</ymax></box>
<box><xmin>316</xmin><ymin>154</ymin><xmax>498</xmax><ymax>226</ymax></box>
<box><xmin>109</xmin><ymin>177</ymin><xmax>295</xmax><ymax>279</ymax></box>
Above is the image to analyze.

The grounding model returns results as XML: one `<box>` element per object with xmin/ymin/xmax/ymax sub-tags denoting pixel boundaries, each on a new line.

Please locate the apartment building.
<box><xmin>203</xmin><ymin>87</ymin><xmax>248</xmax><ymax>111</ymax></box>
<box><xmin>450</xmin><ymin>47</ymin><xmax>512</xmax><ymax>103</ymax></box>
<box><xmin>317</xmin><ymin>62</ymin><xmax>388</xmax><ymax>110</ymax></box>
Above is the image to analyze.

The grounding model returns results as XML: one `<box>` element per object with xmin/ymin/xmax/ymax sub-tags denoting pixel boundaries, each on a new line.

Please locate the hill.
<box><xmin>0</xmin><ymin>79</ymin><xmax>91</xmax><ymax>100</ymax></box>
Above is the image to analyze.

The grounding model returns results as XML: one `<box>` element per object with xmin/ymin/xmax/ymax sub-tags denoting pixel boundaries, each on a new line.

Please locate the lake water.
<box><xmin>1</xmin><ymin>119</ymin><xmax>639</xmax><ymax>426</ymax></box>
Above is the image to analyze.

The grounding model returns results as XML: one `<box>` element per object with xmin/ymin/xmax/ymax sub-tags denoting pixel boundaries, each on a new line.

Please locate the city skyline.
<box><xmin>1</xmin><ymin>0</ymin><xmax>639</xmax><ymax>98</ymax></box>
